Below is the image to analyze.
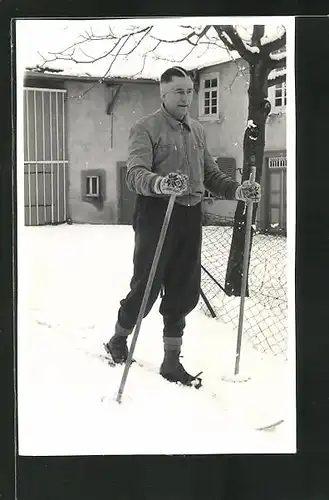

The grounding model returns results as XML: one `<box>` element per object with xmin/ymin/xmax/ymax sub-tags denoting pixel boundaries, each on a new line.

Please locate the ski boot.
<box><xmin>104</xmin><ymin>335</ymin><xmax>128</xmax><ymax>364</ymax></box>
<box><xmin>160</xmin><ymin>350</ymin><xmax>202</xmax><ymax>389</ymax></box>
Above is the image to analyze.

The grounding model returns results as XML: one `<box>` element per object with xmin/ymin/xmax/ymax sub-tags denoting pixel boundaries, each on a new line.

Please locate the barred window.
<box><xmin>86</xmin><ymin>176</ymin><xmax>100</xmax><ymax>197</ymax></box>
<box><xmin>268</xmin><ymin>156</ymin><xmax>287</xmax><ymax>168</ymax></box>
<box><xmin>81</xmin><ymin>169</ymin><xmax>105</xmax><ymax>202</ymax></box>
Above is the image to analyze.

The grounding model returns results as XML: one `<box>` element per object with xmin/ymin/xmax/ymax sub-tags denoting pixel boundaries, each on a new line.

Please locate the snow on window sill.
<box><xmin>269</xmin><ymin>106</ymin><xmax>286</xmax><ymax>116</ymax></box>
<box><xmin>85</xmin><ymin>193</ymin><xmax>101</xmax><ymax>199</ymax></box>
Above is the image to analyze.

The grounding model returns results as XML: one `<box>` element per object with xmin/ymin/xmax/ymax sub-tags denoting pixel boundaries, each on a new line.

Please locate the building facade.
<box><xmin>197</xmin><ymin>58</ymin><xmax>286</xmax><ymax>231</ymax></box>
<box><xmin>23</xmin><ymin>59</ymin><xmax>286</xmax><ymax>230</ymax></box>
<box><xmin>23</xmin><ymin>72</ymin><xmax>160</xmax><ymax>225</ymax></box>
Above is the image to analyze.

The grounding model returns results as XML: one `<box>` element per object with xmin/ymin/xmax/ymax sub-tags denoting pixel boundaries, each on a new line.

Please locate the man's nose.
<box><xmin>180</xmin><ymin>93</ymin><xmax>190</xmax><ymax>103</ymax></box>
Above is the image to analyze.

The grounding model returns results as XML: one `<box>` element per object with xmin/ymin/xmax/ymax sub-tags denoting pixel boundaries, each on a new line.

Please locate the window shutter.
<box><xmin>216</xmin><ymin>157</ymin><xmax>236</xmax><ymax>180</ymax></box>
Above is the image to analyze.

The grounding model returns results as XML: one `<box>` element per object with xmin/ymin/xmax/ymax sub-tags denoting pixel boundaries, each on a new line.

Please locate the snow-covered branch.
<box><xmin>213</xmin><ymin>25</ymin><xmax>257</xmax><ymax>62</ymax></box>
<box><xmin>269</xmin><ymin>55</ymin><xmax>286</xmax><ymax>71</ymax></box>
<box><xmin>267</xmin><ymin>71</ymin><xmax>286</xmax><ymax>88</ymax></box>
<box><xmin>65</xmin><ymin>33</ymin><xmax>139</xmax><ymax>99</ymax></box>
<box><xmin>212</xmin><ymin>25</ymin><xmax>235</xmax><ymax>51</ymax></box>
<box><xmin>270</xmin><ymin>51</ymin><xmax>286</xmax><ymax>60</ymax></box>
<box><xmin>39</xmin><ymin>26</ymin><xmax>153</xmax><ymax>67</ymax></box>
<box><xmin>251</xmin><ymin>25</ymin><xmax>265</xmax><ymax>46</ymax></box>
<box><xmin>262</xmin><ymin>30</ymin><xmax>286</xmax><ymax>54</ymax></box>
<box><xmin>150</xmin><ymin>25</ymin><xmax>211</xmax><ymax>47</ymax></box>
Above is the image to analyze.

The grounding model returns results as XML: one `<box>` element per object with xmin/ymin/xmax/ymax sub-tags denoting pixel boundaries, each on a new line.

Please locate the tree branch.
<box><xmin>67</xmin><ymin>32</ymin><xmax>136</xmax><ymax>99</ymax></box>
<box><xmin>213</xmin><ymin>25</ymin><xmax>254</xmax><ymax>62</ymax></box>
<box><xmin>131</xmin><ymin>54</ymin><xmax>147</xmax><ymax>77</ymax></box>
<box><xmin>212</xmin><ymin>25</ymin><xmax>235</xmax><ymax>51</ymax></box>
<box><xmin>39</xmin><ymin>26</ymin><xmax>153</xmax><ymax>67</ymax></box>
<box><xmin>150</xmin><ymin>25</ymin><xmax>211</xmax><ymax>47</ymax></box>
<box><xmin>120</xmin><ymin>26</ymin><xmax>153</xmax><ymax>56</ymax></box>
<box><xmin>262</xmin><ymin>30</ymin><xmax>286</xmax><ymax>54</ymax></box>
<box><xmin>251</xmin><ymin>25</ymin><xmax>265</xmax><ymax>46</ymax></box>
<box><xmin>269</xmin><ymin>55</ymin><xmax>286</xmax><ymax>71</ymax></box>
<box><xmin>267</xmin><ymin>73</ymin><xmax>286</xmax><ymax>88</ymax></box>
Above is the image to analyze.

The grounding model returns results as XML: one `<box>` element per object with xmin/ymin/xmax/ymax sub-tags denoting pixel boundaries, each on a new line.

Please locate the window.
<box><xmin>86</xmin><ymin>176</ymin><xmax>100</xmax><ymax>197</ymax></box>
<box><xmin>199</xmin><ymin>73</ymin><xmax>219</xmax><ymax>119</ymax></box>
<box><xmin>274</xmin><ymin>82</ymin><xmax>287</xmax><ymax>107</ymax></box>
<box><xmin>268</xmin><ymin>156</ymin><xmax>287</xmax><ymax>168</ymax></box>
<box><xmin>81</xmin><ymin>169</ymin><xmax>105</xmax><ymax>202</ymax></box>
<box><xmin>269</xmin><ymin>76</ymin><xmax>286</xmax><ymax>110</ymax></box>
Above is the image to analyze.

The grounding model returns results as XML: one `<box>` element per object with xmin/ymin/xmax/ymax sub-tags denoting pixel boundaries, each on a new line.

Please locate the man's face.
<box><xmin>161</xmin><ymin>76</ymin><xmax>194</xmax><ymax>120</ymax></box>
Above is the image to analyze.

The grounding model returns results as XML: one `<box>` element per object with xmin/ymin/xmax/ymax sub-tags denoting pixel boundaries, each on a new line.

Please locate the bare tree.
<box><xmin>38</xmin><ymin>23</ymin><xmax>286</xmax><ymax>296</ymax></box>
<box><xmin>212</xmin><ymin>25</ymin><xmax>286</xmax><ymax>296</ymax></box>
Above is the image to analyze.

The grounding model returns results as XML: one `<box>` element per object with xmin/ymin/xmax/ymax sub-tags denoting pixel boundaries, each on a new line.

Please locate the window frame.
<box><xmin>81</xmin><ymin>168</ymin><xmax>105</xmax><ymax>202</ymax></box>
<box><xmin>86</xmin><ymin>175</ymin><xmax>100</xmax><ymax>198</ymax></box>
<box><xmin>269</xmin><ymin>78</ymin><xmax>287</xmax><ymax>112</ymax></box>
<box><xmin>198</xmin><ymin>72</ymin><xmax>220</xmax><ymax>121</ymax></box>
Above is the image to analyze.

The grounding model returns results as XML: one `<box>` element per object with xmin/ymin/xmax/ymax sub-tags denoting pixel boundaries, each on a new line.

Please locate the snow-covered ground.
<box><xmin>17</xmin><ymin>224</ymin><xmax>296</xmax><ymax>456</ymax></box>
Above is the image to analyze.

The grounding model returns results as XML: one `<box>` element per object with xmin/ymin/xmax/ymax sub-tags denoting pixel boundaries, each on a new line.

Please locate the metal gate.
<box><xmin>24</xmin><ymin>87</ymin><xmax>68</xmax><ymax>225</ymax></box>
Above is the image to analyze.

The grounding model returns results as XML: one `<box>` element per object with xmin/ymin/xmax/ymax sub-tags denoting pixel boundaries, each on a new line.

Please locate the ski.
<box><xmin>255</xmin><ymin>419</ymin><xmax>284</xmax><ymax>432</ymax></box>
<box><xmin>90</xmin><ymin>347</ymin><xmax>284</xmax><ymax>432</ymax></box>
<box><xmin>134</xmin><ymin>357</ymin><xmax>203</xmax><ymax>389</ymax></box>
<box><xmin>100</xmin><ymin>348</ymin><xmax>203</xmax><ymax>389</ymax></box>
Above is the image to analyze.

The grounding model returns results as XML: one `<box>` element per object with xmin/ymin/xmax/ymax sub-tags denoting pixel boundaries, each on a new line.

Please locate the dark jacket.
<box><xmin>126</xmin><ymin>104</ymin><xmax>240</xmax><ymax>206</ymax></box>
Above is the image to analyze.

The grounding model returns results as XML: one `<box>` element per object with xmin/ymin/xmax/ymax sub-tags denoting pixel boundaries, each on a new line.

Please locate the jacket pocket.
<box><xmin>153</xmin><ymin>144</ymin><xmax>178</xmax><ymax>169</ymax></box>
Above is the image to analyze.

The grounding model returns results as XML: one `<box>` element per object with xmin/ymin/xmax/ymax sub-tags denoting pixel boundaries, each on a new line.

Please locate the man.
<box><xmin>104</xmin><ymin>66</ymin><xmax>261</xmax><ymax>386</ymax></box>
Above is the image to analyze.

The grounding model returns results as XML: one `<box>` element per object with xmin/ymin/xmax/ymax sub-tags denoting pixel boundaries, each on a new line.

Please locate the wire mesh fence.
<box><xmin>200</xmin><ymin>212</ymin><xmax>288</xmax><ymax>360</ymax></box>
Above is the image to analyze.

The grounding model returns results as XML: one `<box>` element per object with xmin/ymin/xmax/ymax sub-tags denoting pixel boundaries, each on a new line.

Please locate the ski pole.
<box><xmin>116</xmin><ymin>194</ymin><xmax>176</xmax><ymax>403</ymax></box>
<box><xmin>234</xmin><ymin>166</ymin><xmax>256</xmax><ymax>376</ymax></box>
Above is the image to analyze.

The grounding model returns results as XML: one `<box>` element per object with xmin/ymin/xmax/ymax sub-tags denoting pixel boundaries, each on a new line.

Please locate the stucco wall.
<box><xmin>65</xmin><ymin>80</ymin><xmax>160</xmax><ymax>223</ymax></box>
<box><xmin>198</xmin><ymin>59</ymin><xmax>286</xmax><ymax>222</ymax></box>
<box><xmin>64</xmin><ymin>66</ymin><xmax>285</xmax><ymax>225</ymax></box>
<box><xmin>109</xmin><ymin>82</ymin><xmax>161</xmax><ymax>218</ymax></box>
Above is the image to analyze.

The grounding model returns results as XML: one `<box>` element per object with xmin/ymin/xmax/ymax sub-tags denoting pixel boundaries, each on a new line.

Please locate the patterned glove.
<box><xmin>235</xmin><ymin>180</ymin><xmax>261</xmax><ymax>203</ymax></box>
<box><xmin>153</xmin><ymin>172</ymin><xmax>188</xmax><ymax>196</ymax></box>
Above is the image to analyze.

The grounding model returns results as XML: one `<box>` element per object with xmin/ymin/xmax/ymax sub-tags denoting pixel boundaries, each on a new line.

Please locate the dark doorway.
<box><xmin>117</xmin><ymin>162</ymin><xmax>136</xmax><ymax>225</ymax></box>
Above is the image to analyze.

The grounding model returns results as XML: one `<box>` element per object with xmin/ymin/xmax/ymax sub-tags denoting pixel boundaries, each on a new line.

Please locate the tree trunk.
<box><xmin>225</xmin><ymin>57</ymin><xmax>271</xmax><ymax>297</ymax></box>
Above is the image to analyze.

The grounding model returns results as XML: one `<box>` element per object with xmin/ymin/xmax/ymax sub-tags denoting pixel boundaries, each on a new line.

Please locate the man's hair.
<box><xmin>160</xmin><ymin>66</ymin><xmax>190</xmax><ymax>83</ymax></box>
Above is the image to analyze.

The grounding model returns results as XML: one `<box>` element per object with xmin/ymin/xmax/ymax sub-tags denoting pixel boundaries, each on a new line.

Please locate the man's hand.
<box><xmin>154</xmin><ymin>172</ymin><xmax>188</xmax><ymax>196</ymax></box>
<box><xmin>235</xmin><ymin>180</ymin><xmax>261</xmax><ymax>203</ymax></box>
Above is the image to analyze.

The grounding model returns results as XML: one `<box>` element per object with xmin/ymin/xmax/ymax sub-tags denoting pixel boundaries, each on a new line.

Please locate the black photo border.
<box><xmin>1</xmin><ymin>6</ymin><xmax>329</xmax><ymax>500</ymax></box>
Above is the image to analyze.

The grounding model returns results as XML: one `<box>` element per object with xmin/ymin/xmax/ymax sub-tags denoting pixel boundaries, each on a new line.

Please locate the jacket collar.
<box><xmin>160</xmin><ymin>104</ymin><xmax>191</xmax><ymax>131</ymax></box>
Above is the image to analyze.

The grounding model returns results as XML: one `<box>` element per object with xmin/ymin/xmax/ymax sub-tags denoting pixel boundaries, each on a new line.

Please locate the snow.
<box><xmin>16</xmin><ymin>19</ymin><xmax>286</xmax><ymax>81</ymax></box>
<box><xmin>244</xmin><ymin>44</ymin><xmax>260</xmax><ymax>54</ymax></box>
<box><xmin>270</xmin><ymin>51</ymin><xmax>286</xmax><ymax>61</ymax></box>
<box><xmin>17</xmin><ymin>223</ymin><xmax>295</xmax><ymax>456</ymax></box>
<box><xmin>260</xmin><ymin>26</ymin><xmax>286</xmax><ymax>45</ymax></box>
<box><xmin>268</xmin><ymin>68</ymin><xmax>286</xmax><ymax>81</ymax></box>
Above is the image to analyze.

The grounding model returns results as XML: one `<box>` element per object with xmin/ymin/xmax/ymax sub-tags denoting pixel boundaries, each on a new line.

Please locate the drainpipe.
<box><xmin>106</xmin><ymin>84</ymin><xmax>123</xmax><ymax>150</ymax></box>
<box><xmin>106</xmin><ymin>84</ymin><xmax>123</xmax><ymax>115</ymax></box>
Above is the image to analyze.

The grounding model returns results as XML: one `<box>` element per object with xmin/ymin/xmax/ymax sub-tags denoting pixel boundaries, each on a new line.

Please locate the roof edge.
<box><xmin>24</xmin><ymin>70</ymin><xmax>159</xmax><ymax>84</ymax></box>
